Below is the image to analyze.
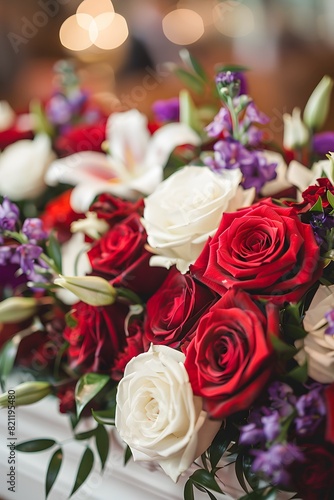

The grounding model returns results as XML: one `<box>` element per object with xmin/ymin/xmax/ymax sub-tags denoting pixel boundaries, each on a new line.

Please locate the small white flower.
<box><xmin>283</xmin><ymin>107</ymin><xmax>309</xmax><ymax>150</ymax></box>
<box><xmin>115</xmin><ymin>345</ymin><xmax>221</xmax><ymax>483</ymax></box>
<box><xmin>71</xmin><ymin>212</ymin><xmax>109</xmax><ymax>240</ymax></box>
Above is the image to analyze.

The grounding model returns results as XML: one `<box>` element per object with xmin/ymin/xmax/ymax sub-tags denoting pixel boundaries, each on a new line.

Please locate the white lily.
<box><xmin>283</xmin><ymin>107</ymin><xmax>309</xmax><ymax>150</ymax></box>
<box><xmin>45</xmin><ymin>109</ymin><xmax>201</xmax><ymax>213</ymax></box>
<box><xmin>0</xmin><ymin>101</ymin><xmax>15</xmax><ymax>131</ymax></box>
<box><xmin>287</xmin><ymin>154</ymin><xmax>334</xmax><ymax>200</ymax></box>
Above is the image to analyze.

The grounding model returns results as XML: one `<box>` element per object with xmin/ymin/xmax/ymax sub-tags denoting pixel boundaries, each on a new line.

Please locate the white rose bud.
<box><xmin>283</xmin><ymin>107</ymin><xmax>309</xmax><ymax>150</ymax></box>
<box><xmin>0</xmin><ymin>297</ymin><xmax>38</xmax><ymax>324</ymax></box>
<box><xmin>303</xmin><ymin>75</ymin><xmax>333</xmax><ymax>131</ymax></box>
<box><xmin>0</xmin><ymin>381</ymin><xmax>52</xmax><ymax>407</ymax></box>
<box><xmin>54</xmin><ymin>275</ymin><xmax>117</xmax><ymax>306</ymax></box>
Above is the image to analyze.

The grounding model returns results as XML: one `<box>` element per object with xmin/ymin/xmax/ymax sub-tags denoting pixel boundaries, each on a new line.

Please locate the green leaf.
<box><xmin>173</xmin><ymin>68</ymin><xmax>205</xmax><ymax>94</ymax></box>
<box><xmin>75</xmin><ymin>428</ymin><xmax>97</xmax><ymax>441</ymax></box>
<box><xmin>75</xmin><ymin>373</ymin><xmax>110</xmax><ymax>417</ymax></box>
<box><xmin>287</xmin><ymin>361</ymin><xmax>308</xmax><ymax>383</ymax></box>
<box><xmin>179</xmin><ymin>49</ymin><xmax>207</xmax><ymax>81</ymax></box>
<box><xmin>65</xmin><ymin>311</ymin><xmax>78</xmax><ymax>328</ymax></box>
<box><xmin>235</xmin><ymin>453</ymin><xmax>250</xmax><ymax>494</ymax></box>
<box><xmin>188</xmin><ymin>469</ymin><xmax>223</xmax><ymax>494</ymax></box>
<box><xmin>30</xmin><ymin>99</ymin><xmax>54</xmax><ymax>136</ymax></box>
<box><xmin>270</xmin><ymin>335</ymin><xmax>297</xmax><ymax>359</ymax></box>
<box><xmin>45</xmin><ymin>448</ymin><xmax>63</xmax><ymax>498</ymax></box>
<box><xmin>124</xmin><ymin>445</ymin><xmax>132</xmax><ymax>465</ymax></box>
<box><xmin>95</xmin><ymin>425</ymin><xmax>109</xmax><ymax>471</ymax></box>
<box><xmin>309</xmin><ymin>195</ymin><xmax>323</xmax><ymax>212</ymax></box>
<box><xmin>70</xmin><ymin>447</ymin><xmax>94</xmax><ymax>497</ymax></box>
<box><xmin>284</xmin><ymin>324</ymin><xmax>307</xmax><ymax>340</ymax></box>
<box><xmin>16</xmin><ymin>439</ymin><xmax>56</xmax><ymax>452</ymax></box>
<box><xmin>46</xmin><ymin>232</ymin><xmax>62</xmax><ymax>274</ymax></box>
<box><xmin>184</xmin><ymin>479</ymin><xmax>195</xmax><ymax>500</ymax></box>
<box><xmin>179</xmin><ymin>89</ymin><xmax>203</xmax><ymax>134</ymax></box>
<box><xmin>0</xmin><ymin>339</ymin><xmax>18</xmax><ymax>391</ymax></box>
<box><xmin>208</xmin><ymin>425</ymin><xmax>234</xmax><ymax>469</ymax></box>
<box><xmin>327</xmin><ymin>189</ymin><xmax>334</xmax><ymax>209</ymax></box>
<box><xmin>92</xmin><ymin>408</ymin><xmax>115</xmax><ymax>426</ymax></box>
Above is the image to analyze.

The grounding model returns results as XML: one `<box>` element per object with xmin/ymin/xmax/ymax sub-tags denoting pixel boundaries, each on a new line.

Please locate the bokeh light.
<box><xmin>213</xmin><ymin>1</ymin><xmax>255</xmax><ymax>38</ymax></box>
<box><xmin>162</xmin><ymin>9</ymin><xmax>204</xmax><ymax>45</ymax></box>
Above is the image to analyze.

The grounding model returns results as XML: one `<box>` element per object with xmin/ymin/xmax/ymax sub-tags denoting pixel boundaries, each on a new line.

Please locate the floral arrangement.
<box><xmin>0</xmin><ymin>53</ymin><xmax>334</xmax><ymax>500</ymax></box>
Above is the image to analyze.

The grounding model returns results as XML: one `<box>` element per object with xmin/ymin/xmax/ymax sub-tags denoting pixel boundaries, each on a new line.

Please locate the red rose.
<box><xmin>54</xmin><ymin>121</ymin><xmax>106</xmax><ymax>157</ymax></box>
<box><xmin>111</xmin><ymin>318</ymin><xmax>145</xmax><ymax>381</ymax></box>
<box><xmin>87</xmin><ymin>212</ymin><xmax>167</xmax><ymax>296</ymax></box>
<box><xmin>0</xmin><ymin>126</ymin><xmax>33</xmax><ymax>150</ymax></box>
<box><xmin>184</xmin><ymin>289</ymin><xmax>278</xmax><ymax>419</ymax></box>
<box><xmin>144</xmin><ymin>268</ymin><xmax>217</xmax><ymax>348</ymax></box>
<box><xmin>89</xmin><ymin>193</ymin><xmax>144</xmax><ymax>223</ymax></box>
<box><xmin>291</xmin><ymin>443</ymin><xmax>334</xmax><ymax>500</ymax></box>
<box><xmin>63</xmin><ymin>301</ymin><xmax>128</xmax><ymax>374</ymax></box>
<box><xmin>285</xmin><ymin>178</ymin><xmax>334</xmax><ymax>213</ymax></box>
<box><xmin>191</xmin><ymin>199</ymin><xmax>322</xmax><ymax>305</ymax></box>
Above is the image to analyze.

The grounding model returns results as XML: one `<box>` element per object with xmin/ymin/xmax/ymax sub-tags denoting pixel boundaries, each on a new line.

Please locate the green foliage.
<box><xmin>0</xmin><ymin>339</ymin><xmax>18</xmax><ymax>391</ymax></box>
<box><xmin>75</xmin><ymin>373</ymin><xmax>110</xmax><ymax>417</ymax></box>
<box><xmin>70</xmin><ymin>447</ymin><xmax>94</xmax><ymax>497</ymax></box>
<box><xmin>95</xmin><ymin>425</ymin><xmax>109</xmax><ymax>471</ymax></box>
<box><xmin>46</xmin><ymin>232</ymin><xmax>62</xmax><ymax>274</ymax></box>
<box><xmin>16</xmin><ymin>438</ymin><xmax>56</xmax><ymax>452</ymax></box>
<box><xmin>45</xmin><ymin>448</ymin><xmax>63</xmax><ymax>498</ymax></box>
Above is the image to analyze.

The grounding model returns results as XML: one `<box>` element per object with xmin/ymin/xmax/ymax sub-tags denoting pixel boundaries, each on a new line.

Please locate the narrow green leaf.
<box><xmin>284</xmin><ymin>324</ymin><xmax>307</xmax><ymax>340</ymax></box>
<box><xmin>70</xmin><ymin>447</ymin><xmax>94</xmax><ymax>497</ymax></box>
<box><xmin>179</xmin><ymin>49</ymin><xmax>207</xmax><ymax>81</ymax></box>
<box><xmin>287</xmin><ymin>361</ymin><xmax>308</xmax><ymax>383</ymax></box>
<box><xmin>95</xmin><ymin>425</ymin><xmax>109</xmax><ymax>471</ymax></box>
<box><xmin>188</xmin><ymin>469</ymin><xmax>223</xmax><ymax>494</ymax></box>
<box><xmin>270</xmin><ymin>335</ymin><xmax>297</xmax><ymax>358</ymax></box>
<box><xmin>235</xmin><ymin>453</ymin><xmax>250</xmax><ymax>494</ymax></box>
<box><xmin>124</xmin><ymin>445</ymin><xmax>132</xmax><ymax>465</ymax></box>
<box><xmin>184</xmin><ymin>479</ymin><xmax>195</xmax><ymax>500</ymax></box>
<box><xmin>309</xmin><ymin>195</ymin><xmax>323</xmax><ymax>212</ymax></box>
<box><xmin>209</xmin><ymin>425</ymin><xmax>233</xmax><ymax>469</ymax></box>
<box><xmin>179</xmin><ymin>89</ymin><xmax>203</xmax><ymax>134</ymax></box>
<box><xmin>174</xmin><ymin>68</ymin><xmax>204</xmax><ymax>94</ymax></box>
<box><xmin>327</xmin><ymin>189</ymin><xmax>334</xmax><ymax>209</ymax></box>
<box><xmin>75</xmin><ymin>373</ymin><xmax>110</xmax><ymax>417</ymax></box>
<box><xmin>16</xmin><ymin>439</ymin><xmax>56</xmax><ymax>453</ymax></box>
<box><xmin>0</xmin><ymin>340</ymin><xmax>18</xmax><ymax>391</ymax></box>
<box><xmin>75</xmin><ymin>428</ymin><xmax>97</xmax><ymax>441</ymax></box>
<box><xmin>92</xmin><ymin>408</ymin><xmax>115</xmax><ymax>426</ymax></box>
<box><xmin>46</xmin><ymin>232</ymin><xmax>62</xmax><ymax>274</ymax></box>
<box><xmin>45</xmin><ymin>448</ymin><xmax>63</xmax><ymax>498</ymax></box>
<box><xmin>65</xmin><ymin>311</ymin><xmax>78</xmax><ymax>328</ymax></box>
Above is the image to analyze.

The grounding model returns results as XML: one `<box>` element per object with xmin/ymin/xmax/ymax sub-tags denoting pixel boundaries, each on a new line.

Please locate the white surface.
<box><xmin>0</xmin><ymin>396</ymin><xmax>242</xmax><ymax>500</ymax></box>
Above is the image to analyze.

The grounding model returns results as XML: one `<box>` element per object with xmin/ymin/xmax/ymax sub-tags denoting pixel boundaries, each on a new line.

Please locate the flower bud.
<box><xmin>54</xmin><ymin>275</ymin><xmax>117</xmax><ymax>306</ymax></box>
<box><xmin>0</xmin><ymin>381</ymin><xmax>52</xmax><ymax>407</ymax></box>
<box><xmin>71</xmin><ymin>212</ymin><xmax>109</xmax><ymax>240</ymax></box>
<box><xmin>0</xmin><ymin>297</ymin><xmax>37</xmax><ymax>324</ymax></box>
<box><xmin>303</xmin><ymin>75</ymin><xmax>333</xmax><ymax>131</ymax></box>
<box><xmin>283</xmin><ymin>107</ymin><xmax>309</xmax><ymax>150</ymax></box>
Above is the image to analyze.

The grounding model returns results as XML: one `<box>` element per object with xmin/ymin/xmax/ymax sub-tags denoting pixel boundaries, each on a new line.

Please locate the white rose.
<box><xmin>115</xmin><ymin>345</ymin><xmax>221</xmax><ymax>483</ymax></box>
<box><xmin>0</xmin><ymin>134</ymin><xmax>54</xmax><ymax>200</ymax></box>
<box><xmin>142</xmin><ymin>165</ymin><xmax>254</xmax><ymax>273</ymax></box>
<box><xmin>295</xmin><ymin>285</ymin><xmax>334</xmax><ymax>383</ymax></box>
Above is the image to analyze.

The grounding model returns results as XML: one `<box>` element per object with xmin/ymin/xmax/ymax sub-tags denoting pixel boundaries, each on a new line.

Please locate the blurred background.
<box><xmin>1</xmin><ymin>0</ymin><xmax>334</xmax><ymax>140</ymax></box>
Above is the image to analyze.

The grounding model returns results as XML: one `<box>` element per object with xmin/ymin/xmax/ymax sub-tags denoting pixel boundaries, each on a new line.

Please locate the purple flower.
<box><xmin>239</xmin><ymin>422</ymin><xmax>265</xmax><ymax>446</ymax></box>
<box><xmin>22</xmin><ymin>218</ymin><xmax>48</xmax><ymax>243</ymax></box>
<box><xmin>152</xmin><ymin>98</ymin><xmax>180</xmax><ymax>122</ymax></box>
<box><xmin>11</xmin><ymin>244</ymin><xmax>43</xmax><ymax>276</ymax></box>
<box><xmin>216</xmin><ymin>71</ymin><xmax>239</xmax><ymax>86</ymax></box>
<box><xmin>204</xmin><ymin>139</ymin><xmax>254</xmax><ymax>171</ymax></box>
<box><xmin>0</xmin><ymin>197</ymin><xmax>20</xmax><ymax>233</ymax></box>
<box><xmin>205</xmin><ymin>107</ymin><xmax>232</xmax><ymax>138</ymax></box>
<box><xmin>46</xmin><ymin>94</ymin><xmax>73</xmax><ymax>126</ymax></box>
<box><xmin>295</xmin><ymin>386</ymin><xmax>326</xmax><ymax>436</ymax></box>
<box><xmin>325</xmin><ymin>309</ymin><xmax>334</xmax><ymax>335</ymax></box>
<box><xmin>268</xmin><ymin>382</ymin><xmax>297</xmax><ymax>417</ymax></box>
<box><xmin>240</xmin><ymin>152</ymin><xmax>277</xmax><ymax>193</ymax></box>
<box><xmin>310</xmin><ymin>213</ymin><xmax>334</xmax><ymax>250</ymax></box>
<box><xmin>0</xmin><ymin>246</ymin><xmax>14</xmax><ymax>265</ymax></box>
<box><xmin>312</xmin><ymin>131</ymin><xmax>334</xmax><ymax>156</ymax></box>
<box><xmin>252</xmin><ymin>443</ymin><xmax>304</xmax><ymax>487</ymax></box>
<box><xmin>243</xmin><ymin>102</ymin><xmax>270</xmax><ymax>125</ymax></box>
<box><xmin>262</xmin><ymin>412</ymin><xmax>281</xmax><ymax>442</ymax></box>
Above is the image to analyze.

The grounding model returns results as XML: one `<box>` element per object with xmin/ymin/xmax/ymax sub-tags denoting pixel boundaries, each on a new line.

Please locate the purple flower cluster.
<box><xmin>203</xmin><ymin>139</ymin><xmax>277</xmax><ymax>193</ymax></box>
<box><xmin>239</xmin><ymin>382</ymin><xmax>327</xmax><ymax>489</ymax></box>
<box><xmin>325</xmin><ymin>309</ymin><xmax>334</xmax><ymax>335</ymax></box>
<box><xmin>0</xmin><ymin>197</ymin><xmax>20</xmax><ymax>242</ymax></box>
<box><xmin>22</xmin><ymin>219</ymin><xmax>48</xmax><ymax>243</ymax></box>
<box><xmin>152</xmin><ymin>98</ymin><xmax>180</xmax><ymax>122</ymax></box>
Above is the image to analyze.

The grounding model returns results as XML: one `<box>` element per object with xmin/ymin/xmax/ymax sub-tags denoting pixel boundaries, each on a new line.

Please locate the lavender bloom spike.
<box><xmin>152</xmin><ymin>98</ymin><xmax>180</xmax><ymax>122</ymax></box>
<box><xmin>325</xmin><ymin>309</ymin><xmax>334</xmax><ymax>335</ymax></box>
<box><xmin>0</xmin><ymin>197</ymin><xmax>20</xmax><ymax>232</ymax></box>
<box><xmin>22</xmin><ymin>219</ymin><xmax>48</xmax><ymax>243</ymax></box>
<box><xmin>11</xmin><ymin>244</ymin><xmax>43</xmax><ymax>276</ymax></box>
<box><xmin>268</xmin><ymin>381</ymin><xmax>297</xmax><ymax>417</ymax></box>
<box><xmin>205</xmin><ymin>107</ymin><xmax>232</xmax><ymax>138</ymax></box>
<box><xmin>262</xmin><ymin>412</ymin><xmax>281</xmax><ymax>442</ymax></box>
<box><xmin>252</xmin><ymin>443</ymin><xmax>304</xmax><ymax>488</ymax></box>
<box><xmin>295</xmin><ymin>386</ymin><xmax>326</xmax><ymax>436</ymax></box>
